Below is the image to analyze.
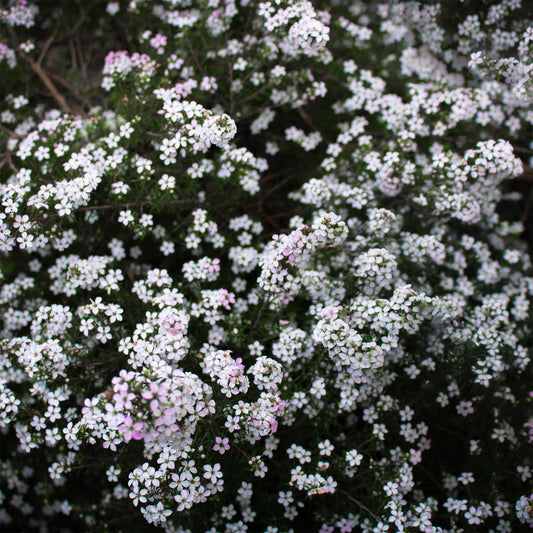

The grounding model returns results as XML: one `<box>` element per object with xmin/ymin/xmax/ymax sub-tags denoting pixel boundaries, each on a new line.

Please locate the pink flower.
<box><xmin>213</xmin><ymin>436</ymin><xmax>230</xmax><ymax>454</ymax></box>
<box><xmin>119</xmin><ymin>415</ymin><xmax>145</xmax><ymax>442</ymax></box>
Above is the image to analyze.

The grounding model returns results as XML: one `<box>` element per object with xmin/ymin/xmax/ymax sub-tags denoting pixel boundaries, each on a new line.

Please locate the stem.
<box><xmin>246</xmin><ymin>294</ymin><xmax>271</xmax><ymax>342</ymax></box>
<box><xmin>337</xmin><ymin>489</ymin><xmax>382</xmax><ymax>522</ymax></box>
<box><xmin>32</xmin><ymin>198</ymin><xmax>202</xmax><ymax>222</ymax></box>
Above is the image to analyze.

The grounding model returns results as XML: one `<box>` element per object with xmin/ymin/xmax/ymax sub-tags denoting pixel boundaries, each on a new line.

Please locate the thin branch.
<box><xmin>37</xmin><ymin>31</ymin><xmax>57</xmax><ymax>66</ymax></box>
<box><xmin>513</xmin><ymin>145</ymin><xmax>533</xmax><ymax>155</ymax></box>
<box><xmin>338</xmin><ymin>489</ymin><xmax>382</xmax><ymax>522</ymax></box>
<box><xmin>0</xmin><ymin>153</ymin><xmax>19</xmax><ymax>173</ymax></box>
<box><xmin>75</xmin><ymin>34</ymin><xmax>87</xmax><ymax>79</ymax></box>
<box><xmin>17</xmin><ymin>49</ymin><xmax>72</xmax><ymax>114</ymax></box>
<box><xmin>260</xmin><ymin>168</ymin><xmax>289</xmax><ymax>184</ymax></box>
<box><xmin>48</xmin><ymin>71</ymin><xmax>88</xmax><ymax>117</ymax></box>
<box><xmin>297</xmin><ymin>106</ymin><xmax>318</xmax><ymax>131</ymax></box>
<box><xmin>245</xmin><ymin>294</ymin><xmax>271</xmax><ymax>343</ymax></box>
<box><xmin>31</xmin><ymin>198</ymin><xmax>210</xmax><ymax>223</ymax></box>
<box><xmin>68</xmin><ymin>38</ymin><xmax>78</xmax><ymax>70</ymax></box>
<box><xmin>67</xmin><ymin>462</ymin><xmax>101</xmax><ymax>472</ymax></box>
<box><xmin>5</xmin><ymin>24</ymin><xmax>71</xmax><ymax>114</ymax></box>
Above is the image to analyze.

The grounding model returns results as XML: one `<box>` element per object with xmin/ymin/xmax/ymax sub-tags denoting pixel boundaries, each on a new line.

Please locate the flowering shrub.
<box><xmin>1</xmin><ymin>0</ymin><xmax>533</xmax><ymax>531</ymax></box>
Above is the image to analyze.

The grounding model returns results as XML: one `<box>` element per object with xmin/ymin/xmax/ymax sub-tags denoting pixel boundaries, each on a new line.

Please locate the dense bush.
<box><xmin>1</xmin><ymin>0</ymin><xmax>533</xmax><ymax>531</ymax></box>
